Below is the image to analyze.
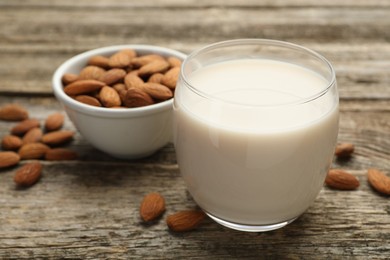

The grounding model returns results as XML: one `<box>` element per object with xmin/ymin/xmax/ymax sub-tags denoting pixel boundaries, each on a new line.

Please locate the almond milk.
<box><xmin>174</xmin><ymin>59</ymin><xmax>339</xmax><ymax>226</ymax></box>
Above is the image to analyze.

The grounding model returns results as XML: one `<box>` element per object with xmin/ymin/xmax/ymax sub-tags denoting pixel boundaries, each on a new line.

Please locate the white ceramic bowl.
<box><xmin>52</xmin><ymin>45</ymin><xmax>187</xmax><ymax>159</ymax></box>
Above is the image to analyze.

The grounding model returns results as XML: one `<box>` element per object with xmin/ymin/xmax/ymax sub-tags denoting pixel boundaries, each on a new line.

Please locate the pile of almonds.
<box><xmin>62</xmin><ymin>49</ymin><xmax>181</xmax><ymax>108</ymax></box>
<box><xmin>139</xmin><ymin>192</ymin><xmax>206</xmax><ymax>232</ymax></box>
<box><xmin>326</xmin><ymin>143</ymin><xmax>390</xmax><ymax>195</ymax></box>
<box><xmin>0</xmin><ymin>103</ymin><xmax>78</xmax><ymax>187</ymax></box>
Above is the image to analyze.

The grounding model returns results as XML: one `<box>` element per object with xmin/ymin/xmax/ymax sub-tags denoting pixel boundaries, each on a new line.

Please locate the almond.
<box><xmin>0</xmin><ymin>104</ymin><xmax>29</xmax><ymax>121</ymax></box>
<box><xmin>88</xmin><ymin>55</ymin><xmax>110</xmax><ymax>69</ymax></box>
<box><xmin>11</xmin><ymin>118</ymin><xmax>40</xmax><ymax>136</ymax></box>
<box><xmin>45</xmin><ymin>148</ymin><xmax>78</xmax><ymax>161</ymax></box>
<box><xmin>41</xmin><ymin>130</ymin><xmax>74</xmax><ymax>146</ymax></box>
<box><xmin>62</xmin><ymin>73</ymin><xmax>79</xmax><ymax>85</ymax></box>
<box><xmin>325</xmin><ymin>169</ymin><xmax>360</xmax><ymax>190</ymax></box>
<box><xmin>75</xmin><ymin>95</ymin><xmax>102</xmax><ymax>107</ymax></box>
<box><xmin>78</xmin><ymin>66</ymin><xmax>106</xmax><ymax>81</ymax></box>
<box><xmin>130</xmin><ymin>54</ymin><xmax>164</xmax><ymax>68</ymax></box>
<box><xmin>167</xmin><ymin>56</ymin><xmax>182</xmax><ymax>68</ymax></box>
<box><xmin>64</xmin><ymin>80</ymin><xmax>105</xmax><ymax>96</ymax></box>
<box><xmin>45</xmin><ymin>113</ymin><xmax>65</xmax><ymax>132</ymax></box>
<box><xmin>1</xmin><ymin>135</ymin><xmax>23</xmax><ymax>151</ymax></box>
<box><xmin>141</xmin><ymin>83</ymin><xmax>173</xmax><ymax>100</ymax></box>
<box><xmin>22</xmin><ymin>127</ymin><xmax>43</xmax><ymax>144</ymax></box>
<box><xmin>148</xmin><ymin>73</ymin><xmax>164</xmax><ymax>84</ymax></box>
<box><xmin>0</xmin><ymin>151</ymin><xmax>20</xmax><ymax>168</ymax></box>
<box><xmin>140</xmin><ymin>192</ymin><xmax>166</xmax><ymax>222</ymax></box>
<box><xmin>123</xmin><ymin>88</ymin><xmax>154</xmax><ymax>108</ymax></box>
<box><xmin>14</xmin><ymin>162</ymin><xmax>42</xmax><ymax>187</ymax></box>
<box><xmin>138</xmin><ymin>59</ymin><xmax>170</xmax><ymax>77</ymax></box>
<box><xmin>99</xmin><ymin>86</ymin><xmax>121</xmax><ymax>107</ymax></box>
<box><xmin>367</xmin><ymin>168</ymin><xmax>390</xmax><ymax>195</ymax></box>
<box><xmin>18</xmin><ymin>143</ymin><xmax>50</xmax><ymax>160</ymax></box>
<box><xmin>99</xmin><ymin>68</ymin><xmax>126</xmax><ymax>85</ymax></box>
<box><xmin>108</xmin><ymin>49</ymin><xmax>136</xmax><ymax>68</ymax></box>
<box><xmin>161</xmin><ymin>67</ymin><xmax>180</xmax><ymax>89</ymax></box>
<box><xmin>166</xmin><ymin>210</ymin><xmax>206</xmax><ymax>232</ymax></box>
<box><xmin>124</xmin><ymin>73</ymin><xmax>144</xmax><ymax>89</ymax></box>
<box><xmin>335</xmin><ymin>143</ymin><xmax>354</xmax><ymax>158</ymax></box>
<box><xmin>112</xmin><ymin>83</ymin><xmax>126</xmax><ymax>93</ymax></box>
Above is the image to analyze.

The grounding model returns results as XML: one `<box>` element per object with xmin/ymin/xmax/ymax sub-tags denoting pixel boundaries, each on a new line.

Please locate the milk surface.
<box><xmin>174</xmin><ymin>59</ymin><xmax>339</xmax><ymax>225</ymax></box>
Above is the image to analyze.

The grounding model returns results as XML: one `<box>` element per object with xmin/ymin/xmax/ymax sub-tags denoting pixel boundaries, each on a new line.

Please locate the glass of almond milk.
<box><xmin>173</xmin><ymin>39</ymin><xmax>339</xmax><ymax>232</ymax></box>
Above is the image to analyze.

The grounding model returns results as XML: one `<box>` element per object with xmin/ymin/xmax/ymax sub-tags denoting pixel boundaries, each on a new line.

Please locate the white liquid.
<box><xmin>174</xmin><ymin>59</ymin><xmax>339</xmax><ymax>225</ymax></box>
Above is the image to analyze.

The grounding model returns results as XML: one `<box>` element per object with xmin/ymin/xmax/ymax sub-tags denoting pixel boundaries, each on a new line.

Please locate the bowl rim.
<box><xmin>52</xmin><ymin>44</ymin><xmax>187</xmax><ymax>118</ymax></box>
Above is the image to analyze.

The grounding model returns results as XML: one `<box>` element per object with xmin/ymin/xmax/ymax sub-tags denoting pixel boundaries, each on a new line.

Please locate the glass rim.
<box><xmin>180</xmin><ymin>39</ymin><xmax>336</xmax><ymax>108</ymax></box>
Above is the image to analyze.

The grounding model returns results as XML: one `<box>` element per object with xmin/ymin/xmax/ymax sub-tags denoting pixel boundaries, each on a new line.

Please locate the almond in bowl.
<box><xmin>52</xmin><ymin>45</ymin><xmax>186</xmax><ymax>159</ymax></box>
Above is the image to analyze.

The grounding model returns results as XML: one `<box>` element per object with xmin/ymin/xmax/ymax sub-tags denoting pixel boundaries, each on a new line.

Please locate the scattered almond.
<box><xmin>1</xmin><ymin>135</ymin><xmax>23</xmax><ymax>151</ymax></box>
<box><xmin>14</xmin><ymin>162</ymin><xmax>42</xmax><ymax>187</ymax></box>
<box><xmin>41</xmin><ymin>130</ymin><xmax>74</xmax><ymax>146</ymax></box>
<box><xmin>11</xmin><ymin>118</ymin><xmax>40</xmax><ymax>136</ymax></box>
<box><xmin>45</xmin><ymin>148</ymin><xmax>78</xmax><ymax>161</ymax></box>
<box><xmin>18</xmin><ymin>143</ymin><xmax>50</xmax><ymax>160</ymax></box>
<box><xmin>0</xmin><ymin>104</ymin><xmax>29</xmax><ymax>121</ymax></box>
<box><xmin>335</xmin><ymin>143</ymin><xmax>354</xmax><ymax>158</ymax></box>
<box><xmin>64</xmin><ymin>80</ymin><xmax>105</xmax><ymax>96</ymax></box>
<box><xmin>325</xmin><ymin>169</ymin><xmax>360</xmax><ymax>190</ymax></box>
<box><xmin>45</xmin><ymin>113</ymin><xmax>65</xmax><ymax>132</ymax></box>
<box><xmin>0</xmin><ymin>151</ymin><xmax>20</xmax><ymax>168</ymax></box>
<box><xmin>22</xmin><ymin>127</ymin><xmax>43</xmax><ymax>144</ymax></box>
<box><xmin>140</xmin><ymin>192</ymin><xmax>166</xmax><ymax>222</ymax></box>
<box><xmin>367</xmin><ymin>168</ymin><xmax>390</xmax><ymax>195</ymax></box>
<box><xmin>166</xmin><ymin>210</ymin><xmax>206</xmax><ymax>232</ymax></box>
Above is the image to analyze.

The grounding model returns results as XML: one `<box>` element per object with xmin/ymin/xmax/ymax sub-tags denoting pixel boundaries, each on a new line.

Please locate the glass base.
<box><xmin>206</xmin><ymin>213</ymin><xmax>298</xmax><ymax>232</ymax></box>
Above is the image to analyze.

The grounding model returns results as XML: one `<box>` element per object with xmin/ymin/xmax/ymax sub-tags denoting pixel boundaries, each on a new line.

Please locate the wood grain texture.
<box><xmin>0</xmin><ymin>0</ymin><xmax>389</xmax><ymax>258</ymax></box>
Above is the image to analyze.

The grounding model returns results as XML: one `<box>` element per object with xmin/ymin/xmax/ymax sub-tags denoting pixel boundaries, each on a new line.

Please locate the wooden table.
<box><xmin>1</xmin><ymin>1</ymin><xmax>389</xmax><ymax>258</ymax></box>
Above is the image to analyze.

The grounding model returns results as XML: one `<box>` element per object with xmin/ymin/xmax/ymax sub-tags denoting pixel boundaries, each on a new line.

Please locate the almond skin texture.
<box><xmin>99</xmin><ymin>68</ymin><xmax>127</xmax><ymax>85</ymax></box>
<box><xmin>166</xmin><ymin>210</ymin><xmax>206</xmax><ymax>232</ymax></box>
<box><xmin>78</xmin><ymin>66</ymin><xmax>106</xmax><ymax>81</ymax></box>
<box><xmin>75</xmin><ymin>95</ymin><xmax>102</xmax><ymax>107</ymax></box>
<box><xmin>45</xmin><ymin>148</ymin><xmax>78</xmax><ymax>161</ymax></box>
<box><xmin>62</xmin><ymin>73</ymin><xmax>79</xmax><ymax>85</ymax></box>
<box><xmin>367</xmin><ymin>168</ymin><xmax>390</xmax><ymax>195</ymax></box>
<box><xmin>2</xmin><ymin>135</ymin><xmax>23</xmax><ymax>151</ymax></box>
<box><xmin>88</xmin><ymin>55</ymin><xmax>110</xmax><ymax>69</ymax></box>
<box><xmin>108</xmin><ymin>49</ymin><xmax>135</xmax><ymax>68</ymax></box>
<box><xmin>325</xmin><ymin>169</ymin><xmax>360</xmax><ymax>190</ymax></box>
<box><xmin>161</xmin><ymin>67</ymin><xmax>180</xmax><ymax>89</ymax></box>
<box><xmin>0</xmin><ymin>104</ymin><xmax>29</xmax><ymax>121</ymax></box>
<box><xmin>142</xmin><ymin>83</ymin><xmax>173</xmax><ymax>100</ymax></box>
<box><xmin>99</xmin><ymin>86</ymin><xmax>122</xmax><ymax>107</ymax></box>
<box><xmin>18</xmin><ymin>143</ymin><xmax>50</xmax><ymax>160</ymax></box>
<box><xmin>14</xmin><ymin>162</ymin><xmax>42</xmax><ymax>187</ymax></box>
<box><xmin>124</xmin><ymin>73</ymin><xmax>144</xmax><ymax>90</ymax></box>
<box><xmin>0</xmin><ymin>151</ymin><xmax>20</xmax><ymax>168</ymax></box>
<box><xmin>64</xmin><ymin>80</ymin><xmax>105</xmax><ymax>96</ymax></box>
<box><xmin>22</xmin><ymin>127</ymin><xmax>43</xmax><ymax>144</ymax></box>
<box><xmin>140</xmin><ymin>192</ymin><xmax>166</xmax><ymax>222</ymax></box>
<box><xmin>11</xmin><ymin>118</ymin><xmax>40</xmax><ymax>136</ymax></box>
<box><xmin>41</xmin><ymin>130</ymin><xmax>74</xmax><ymax>146</ymax></box>
<box><xmin>335</xmin><ymin>143</ymin><xmax>355</xmax><ymax>158</ymax></box>
<box><xmin>45</xmin><ymin>113</ymin><xmax>65</xmax><ymax>132</ymax></box>
<box><xmin>123</xmin><ymin>88</ymin><xmax>154</xmax><ymax>108</ymax></box>
<box><xmin>138</xmin><ymin>59</ymin><xmax>170</xmax><ymax>77</ymax></box>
